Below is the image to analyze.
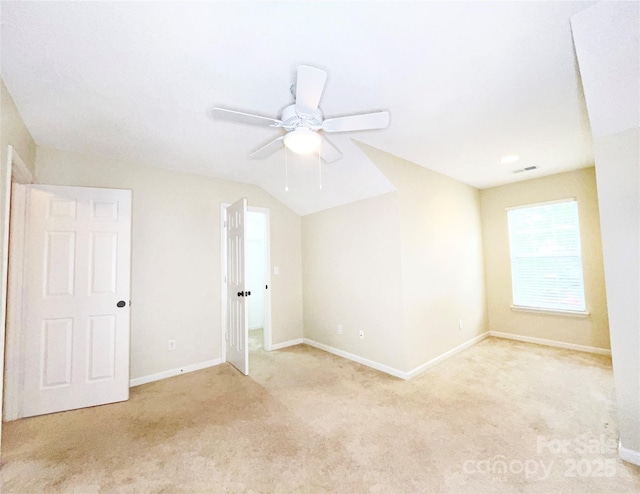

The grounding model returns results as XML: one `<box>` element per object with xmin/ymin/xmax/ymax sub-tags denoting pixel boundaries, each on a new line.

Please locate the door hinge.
<box><xmin>223</xmin><ymin>219</ymin><xmax>227</xmax><ymax>228</ymax></box>
<box><xmin>224</xmin><ymin>275</ymin><xmax>227</xmax><ymax>284</ymax></box>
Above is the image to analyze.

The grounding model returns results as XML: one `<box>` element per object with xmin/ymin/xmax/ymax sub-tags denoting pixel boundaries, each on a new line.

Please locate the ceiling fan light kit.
<box><xmin>284</xmin><ymin>128</ymin><xmax>321</xmax><ymax>154</ymax></box>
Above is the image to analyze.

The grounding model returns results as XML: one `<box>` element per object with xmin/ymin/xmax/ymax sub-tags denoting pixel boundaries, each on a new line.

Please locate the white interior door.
<box><xmin>226</xmin><ymin>198</ymin><xmax>248</xmax><ymax>375</ymax></box>
<box><xmin>22</xmin><ymin>185</ymin><xmax>131</xmax><ymax>418</ymax></box>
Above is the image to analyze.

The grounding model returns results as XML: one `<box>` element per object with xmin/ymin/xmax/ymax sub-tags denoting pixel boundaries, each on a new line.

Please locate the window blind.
<box><xmin>507</xmin><ymin>200</ymin><xmax>586</xmax><ymax>312</ymax></box>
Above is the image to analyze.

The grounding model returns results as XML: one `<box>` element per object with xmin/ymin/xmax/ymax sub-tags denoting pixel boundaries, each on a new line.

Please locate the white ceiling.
<box><xmin>1</xmin><ymin>1</ymin><xmax>597</xmax><ymax>215</ymax></box>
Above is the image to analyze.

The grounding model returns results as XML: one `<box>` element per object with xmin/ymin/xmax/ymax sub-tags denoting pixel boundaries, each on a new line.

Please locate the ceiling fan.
<box><xmin>211</xmin><ymin>65</ymin><xmax>390</xmax><ymax>163</ymax></box>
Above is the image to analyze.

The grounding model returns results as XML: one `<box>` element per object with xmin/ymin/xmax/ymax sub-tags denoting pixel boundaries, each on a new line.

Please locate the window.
<box><xmin>507</xmin><ymin>199</ymin><xmax>586</xmax><ymax>313</ymax></box>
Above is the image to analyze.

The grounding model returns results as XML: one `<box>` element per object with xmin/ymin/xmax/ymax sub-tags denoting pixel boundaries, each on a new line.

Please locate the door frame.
<box><xmin>1</xmin><ymin>146</ymin><xmax>34</xmax><ymax>436</ymax></box>
<box><xmin>220</xmin><ymin>203</ymin><xmax>272</xmax><ymax>363</ymax></box>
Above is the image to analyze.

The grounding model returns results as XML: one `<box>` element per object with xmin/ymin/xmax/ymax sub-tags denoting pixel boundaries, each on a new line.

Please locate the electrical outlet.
<box><xmin>168</xmin><ymin>339</ymin><xmax>176</xmax><ymax>351</ymax></box>
<box><xmin>337</xmin><ymin>324</ymin><xmax>343</xmax><ymax>335</ymax></box>
<box><xmin>359</xmin><ymin>330</ymin><xmax>364</xmax><ymax>340</ymax></box>
<box><xmin>458</xmin><ymin>319</ymin><xmax>463</xmax><ymax>331</ymax></box>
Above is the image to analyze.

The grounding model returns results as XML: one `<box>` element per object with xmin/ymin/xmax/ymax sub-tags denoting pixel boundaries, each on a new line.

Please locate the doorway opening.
<box><xmin>1</xmin><ymin>146</ymin><xmax>33</xmax><ymax>450</ymax></box>
<box><xmin>220</xmin><ymin>203</ymin><xmax>272</xmax><ymax>371</ymax></box>
<box><xmin>246</xmin><ymin>210</ymin><xmax>268</xmax><ymax>352</ymax></box>
<box><xmin>4</xmin><ymin>184</ymin><xmax>132</xmax><ymax>422</ymax></box>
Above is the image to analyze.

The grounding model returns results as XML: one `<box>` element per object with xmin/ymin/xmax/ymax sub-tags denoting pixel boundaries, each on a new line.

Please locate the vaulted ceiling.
<box><xmin>1</xmin><ymin>1</ymin><xmax>595</xmax><ymax>215</ymax></box>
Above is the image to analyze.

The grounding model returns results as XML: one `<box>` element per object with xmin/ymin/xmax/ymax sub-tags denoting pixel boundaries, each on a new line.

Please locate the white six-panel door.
<box><xmin>226</xmin><ymin>198</ymin><xmax>248</xmax><ymax>375</ymax></box>
<box><xmin>22</xmin><ymin>185</ymin><xmax>131</xmax><ymax>418</ymax></box>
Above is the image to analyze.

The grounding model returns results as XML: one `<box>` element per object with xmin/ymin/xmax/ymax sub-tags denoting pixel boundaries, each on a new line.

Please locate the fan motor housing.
<box><xmin>281</xmin><ymin>104</ymin><xmax>323</xmax><ymax>130</ymax></box>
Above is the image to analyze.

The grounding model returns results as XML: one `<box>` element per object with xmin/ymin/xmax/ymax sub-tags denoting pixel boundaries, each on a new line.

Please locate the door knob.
<box><xmin>237</xmin><ymin>291</ymin><xmax>244</xmax><ymax>297</ymax></box>
<box><xmin>116</xmin><ymin>300</ymin><xmax>126</xmax><ymax>308</ymax></box>
<box><xmin>246</xmin><ymin>291</ymin><xmax>251</xmax><ymax>296</ymax></box>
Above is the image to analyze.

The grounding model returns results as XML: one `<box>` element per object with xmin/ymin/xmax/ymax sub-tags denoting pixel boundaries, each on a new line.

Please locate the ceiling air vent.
<box><xmin>512</xmin><ymin>165</ymin><xmax>539</xmax><ymax>174</ymax></box>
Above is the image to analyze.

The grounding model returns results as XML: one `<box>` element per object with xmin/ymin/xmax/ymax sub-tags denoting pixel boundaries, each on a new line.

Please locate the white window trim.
<box><xmin>505</xmin><ymin>197</ymin><xmax>577</xmax><ymax>211</ymax></box>
<box><xmin>510</xmin><ymin>305</ymin><xmax>590</xmax><ymax>318</ymax></box>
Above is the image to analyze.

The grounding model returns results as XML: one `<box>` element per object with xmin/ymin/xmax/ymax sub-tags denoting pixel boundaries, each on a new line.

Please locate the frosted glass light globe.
<box><xmin>284</xmin><ymin>128</ymin><xmax>321</xmax><ymax>154</ymax></box>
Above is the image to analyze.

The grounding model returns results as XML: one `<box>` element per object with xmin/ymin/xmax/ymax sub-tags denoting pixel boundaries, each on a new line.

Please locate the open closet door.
<box><xmin>225</xmin><ymin>198</ymin><xmax>249</xmax><ymax>375</ymax></box>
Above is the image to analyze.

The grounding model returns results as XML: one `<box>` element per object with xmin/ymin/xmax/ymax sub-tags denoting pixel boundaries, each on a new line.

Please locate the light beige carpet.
<box><xmin>1</xmin><ymin>337</ymin><xmax>639</xmax><ymax>493</ymax></box>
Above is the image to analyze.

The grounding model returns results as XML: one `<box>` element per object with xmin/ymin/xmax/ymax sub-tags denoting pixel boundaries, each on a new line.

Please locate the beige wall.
<box><xmin>360</xmin><ymin>144</ymin><xmax>488</xmax><ymax>370</ymax></box>
<box><xmin>592</xmin><ymin>128</ymin><xmax>639</xmax><ymax>454</ymax></box>
<box><xmin>571</xmin><ymin>1</ymin><xmax>640</xmax><ymax>459</ymax></box>
<box><xmin>1</xmin><ymin>80</ymin><xmax>37</xmax><ymax>174</ymax></box>
<box><xmin>302</xmin><ymin>192</ymin><xmax>406</xmax><ymax>370</ymax></box>
<box><xmin>480</xmin><ymin>167</ymin><xmax>610</xmax><ymax>350</ymax></box>
<box><xmin>303</xmin><ymin>143</ymin><xmax>487</xmax><ymax>373</ymax></box>
<box><xmin>36</xmin><ymin>147</ymin><xmax>303</xmax><ymax>379</ymax></box>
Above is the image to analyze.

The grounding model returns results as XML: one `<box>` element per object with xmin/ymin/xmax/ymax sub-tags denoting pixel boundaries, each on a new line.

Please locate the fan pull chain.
<box><xmin>318</xmin><ymin>143</ymin><xmax>322</xmax><ymax>190</ymax></box>
<box><xmin>284</xmin><ymin>146</ymin><xmax>289</xmax><ymax>192</ymax></box>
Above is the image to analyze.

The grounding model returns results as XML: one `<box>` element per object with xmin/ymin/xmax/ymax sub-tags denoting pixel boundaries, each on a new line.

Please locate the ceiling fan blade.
<box><xmin>212</xmin><ymin>108</ymin><xmax>282</xmax><ymax>127</ymax></box>
<box><xmin>322</xmin><ymin>111</ymin><xmax>390</xmax><ymax>133</ymax></box>
<box><xmin>295</xmin><ymin>66</ymin><xmax>328</xmax><ymax>116</ymax></box>
<box><xmin>318</xmin><ymin>136</ymin><xmax>342</xmax><ymax>163</ymax></box>
<box><xmin>250</xmin><ymin>136</ymin><xmax>285</xmax><ymax>159</ymax></box>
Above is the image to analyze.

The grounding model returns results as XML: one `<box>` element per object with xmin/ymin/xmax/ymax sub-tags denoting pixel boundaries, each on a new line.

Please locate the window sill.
<box><xmin>510</xmin><ymin>305</ymin><xmax>590</xmax><ymax>318</ymax></box>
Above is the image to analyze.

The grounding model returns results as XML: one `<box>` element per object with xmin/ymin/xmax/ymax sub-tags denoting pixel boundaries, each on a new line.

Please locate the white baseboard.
<box><xmin>128</xmin><ymin>330</ymin><xmax>610</xmax><ymax>388</ymax></box>
<box><xmin>270</xmin><ymin>338</ymin><xmax>304</xmax><ymax>350</ymax></box>
<box><xmin>489</xmin><ymin>331</ymin><xmax>611</xmax><ymax>356</ymax></box>
<box><xmin>303</xmin><ymin>338</ymin><xmax>407</xmax><ymax>379</ymax></box>
<box><xmin>405</xmin><ymin>332</ymin><xmax>490</xmax><ymax>379</ymax></box>
<box><xmin>303</xmin><ymin>334</ymin><xmax>490</xmax><ymax>380</ymax></box>
<box><xmin>619</xmin><ymin>441</ymin><xmax>640</xmax><ymax>466</ymax></box>
<box><xmin>130</xmin><ymin>358</ymin><xmax>223</xmax><ymax>387</ymax></box>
